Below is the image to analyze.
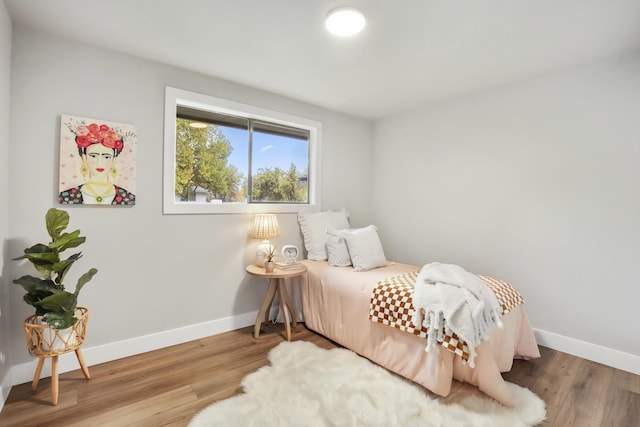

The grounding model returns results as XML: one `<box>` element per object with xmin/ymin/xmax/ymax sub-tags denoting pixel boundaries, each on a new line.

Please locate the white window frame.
<box><xmin>163</xmin><ymin>87</ymin><xmax>322</xmax><ymax>214</ymax></box>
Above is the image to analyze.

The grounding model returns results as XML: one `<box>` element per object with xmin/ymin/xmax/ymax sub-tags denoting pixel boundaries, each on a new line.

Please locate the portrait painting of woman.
<box><xmin>58</xmin><ymin>115</ymin><xmax>137</xmax><ymax>206</ymax></box>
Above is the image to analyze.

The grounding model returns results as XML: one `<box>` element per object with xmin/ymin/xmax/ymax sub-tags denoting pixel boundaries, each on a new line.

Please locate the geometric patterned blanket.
<box><xmin>369</xmin><ymin>270</ymin><xmax>524</xmax><ymax>363</ymax></box>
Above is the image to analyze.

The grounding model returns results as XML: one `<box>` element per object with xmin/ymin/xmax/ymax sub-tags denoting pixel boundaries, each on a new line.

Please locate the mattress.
<box><xmin>299</xmin><ymin>260</ymin><xmax>540</xmax><ymax>406</ymax></box>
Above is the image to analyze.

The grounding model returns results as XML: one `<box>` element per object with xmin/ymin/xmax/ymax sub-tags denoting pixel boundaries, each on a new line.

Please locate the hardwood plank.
<box><xmin>553</xmin><ymin>359</ymin><xmax>614</xmax><ymax>426</ymax></box>
<box><xmin>67</xmin><ymin>385</ymin><xmax>198</xmax><ymax>427</ymax></box>
<box><xmin>1</xmin><ymin>324</ymin><xmax>638</xmax><ymax>427</ymax></box>
<box><xmin>602</xmin><ymin>384</ymin><xmax>640</xmax><ymax>427</ymax></box>
<box><xmin>613</xmin><ymin>366</ymin><xmax>640</xmax><ymax>394</ymax></box>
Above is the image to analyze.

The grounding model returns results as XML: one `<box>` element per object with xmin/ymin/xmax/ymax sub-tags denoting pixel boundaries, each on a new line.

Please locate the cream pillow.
<box><xmin>326</xmin><ymin>227</ymin><xmax>352</xmax><ymax>267</ymax></box>
<box><xmin>298</xmin><ymin>208</ymin><xmax>350</xmax><ymax>260</ymax></box>
<box><xmin>343</xmin><ymin>225</ymin><xmax>387</xmax><ymax>271</ymax></box>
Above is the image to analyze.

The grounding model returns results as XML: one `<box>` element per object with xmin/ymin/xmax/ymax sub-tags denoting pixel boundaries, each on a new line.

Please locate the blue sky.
<box><xmin>223</xmin><ymin>126</ymin><xmax>308</xmax><ymax>178</ymax></box>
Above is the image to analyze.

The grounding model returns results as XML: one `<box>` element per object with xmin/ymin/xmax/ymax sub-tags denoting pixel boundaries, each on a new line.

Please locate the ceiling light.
<box><xmin>325</xmin><ymin>7</ymin><xmax>366</xmax><ymax>37</ymax></box>
<box><xmin>189</xmin><ymin>121</ymin><xmax>208</xmax><ymax>129</ymax></box>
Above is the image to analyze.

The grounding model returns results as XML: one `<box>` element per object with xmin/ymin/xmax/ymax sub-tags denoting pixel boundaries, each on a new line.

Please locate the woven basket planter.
<box><xmin>23</xmin><ymin>307</ymin><xmax>89</xmax><ymax>357</ymax></box>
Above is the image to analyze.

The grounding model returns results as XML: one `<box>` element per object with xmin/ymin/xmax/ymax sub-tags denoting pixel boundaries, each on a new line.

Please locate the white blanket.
<box><xmin>411</xmin><ymin>262</ymin><xmax>503</xmax><ymax>367</ymax></box>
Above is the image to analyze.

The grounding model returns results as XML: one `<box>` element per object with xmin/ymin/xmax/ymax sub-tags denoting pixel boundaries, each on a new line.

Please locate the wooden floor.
<box><xmin>0</xmin><ymin>323</ymin><xmax>638</xmax><ymax>426</ymax></box>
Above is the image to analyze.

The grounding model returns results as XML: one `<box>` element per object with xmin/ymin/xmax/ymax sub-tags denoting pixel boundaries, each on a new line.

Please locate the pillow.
<box><xmin>326</xmin><ymin>227</ymin><xmax>352</xmax><ymax>267</ymax></box>
<box><xmin>298</xmin><ymin>208</ymin><xmax>350</xmax><ymax>260</ymax></box>
<box><xmin>343</xmin><ymin>225</ymin><xmax>387</xmax><ymax>271</ymax></box>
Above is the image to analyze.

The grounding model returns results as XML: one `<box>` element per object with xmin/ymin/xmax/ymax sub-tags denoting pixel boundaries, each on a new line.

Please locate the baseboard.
<box><xmin>11</xmin><ymin>309</ymin><xmax>271</xmax><ymax>386</ymax></box>
<box><xmin>12</xmin><ymin>315</ymin><xmax>635</xmax><ymax>389</ymax></box>
<box><xmin>0</xmin><ymin>366</ymin><xmax>13</xmax><ymax>413</ymax></box>
<box><xmin>534</xmin><ymin>328</ymin><xmax>640</xmax><ymax>375</ymax></box>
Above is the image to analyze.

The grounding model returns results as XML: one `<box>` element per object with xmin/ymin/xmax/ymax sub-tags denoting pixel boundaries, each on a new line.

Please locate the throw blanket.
<box><xmin>369</xmin><ymin>270</ymin><xmax>524</xmax><ymax>364</ymax></box>
<box><xmin>411</xmin><ymin>262</ymin><xmax>503</xmax><ymax>367</ymax></box>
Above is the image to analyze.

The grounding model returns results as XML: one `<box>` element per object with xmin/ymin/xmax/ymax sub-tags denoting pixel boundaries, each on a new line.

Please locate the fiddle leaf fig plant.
<box><xmin>13</xmin><ymin>208</ymin><xmax>98</xmax><ymax>329</ymax></box>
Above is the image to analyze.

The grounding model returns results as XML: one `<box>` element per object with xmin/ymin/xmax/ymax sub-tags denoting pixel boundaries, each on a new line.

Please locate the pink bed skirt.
<box><xmin>299</xmin><ymin>260</ymin><xmax>540</xmax><ymax>406</ymax></box>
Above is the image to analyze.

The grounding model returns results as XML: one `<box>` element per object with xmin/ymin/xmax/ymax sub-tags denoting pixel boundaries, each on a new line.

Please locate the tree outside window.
<box><xmin>174</xmin><ymin>117</ymin><xmax>309</xmax><ymax>204</ymax></box>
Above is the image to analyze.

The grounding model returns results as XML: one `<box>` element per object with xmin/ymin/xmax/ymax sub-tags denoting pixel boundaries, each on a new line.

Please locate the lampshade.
<box><xmin>251</xmin><ymin>214</ymin><xmax>280</xmax><ymax>240</ymax></box>
<box><xmin>252</xmin><ymin>214</ymin><xmax>280</xmax><ymax>267</ymax></box>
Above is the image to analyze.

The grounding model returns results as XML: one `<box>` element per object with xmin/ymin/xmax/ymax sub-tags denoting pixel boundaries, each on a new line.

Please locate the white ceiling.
<box><xmin>5</xmin><ymin>0</ymin><xmax>640</xmax><ymax>120</ymax></box>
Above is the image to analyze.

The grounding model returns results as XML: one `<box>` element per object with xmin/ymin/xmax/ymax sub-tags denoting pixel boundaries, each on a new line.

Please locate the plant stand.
<box><xmin>23</xmin><ymin>307</ymin><xmax>91</xmax><ymax>405</ymax></box>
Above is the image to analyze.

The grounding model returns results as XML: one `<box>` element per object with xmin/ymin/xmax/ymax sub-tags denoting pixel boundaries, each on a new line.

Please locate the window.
<box><xmin>163</xmin><ymin>87</ymin><xmax>321</xmax><ymax>214</ymax></box>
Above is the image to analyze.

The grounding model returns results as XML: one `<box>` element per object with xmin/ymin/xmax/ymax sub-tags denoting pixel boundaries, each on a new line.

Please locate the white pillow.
<box><xmin>343</xmin><ymin>225</ymin><xmax>387</xmax><ymax>271</ymax></box>
<box><xmin>298</xmin><ymin>208</ymin><xmax>350</xmax><ymax>260</ymax></box>
<box><xmin>326</xmin><ymin>227</ymin><xmax>352</xmax><ymax>267</ymax></box>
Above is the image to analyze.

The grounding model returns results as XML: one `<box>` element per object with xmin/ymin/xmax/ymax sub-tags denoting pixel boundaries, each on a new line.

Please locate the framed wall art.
<box><xmin>58</xmin><ymin>114</ymin><xmax>138</xmax><ymax>206</ymax></box>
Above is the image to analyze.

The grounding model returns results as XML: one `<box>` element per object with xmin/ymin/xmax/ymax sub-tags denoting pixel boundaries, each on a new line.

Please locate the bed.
<box><xmin>294</xmin><ymin>208</ymin><xmax>540</xmax><ymax>406</ymax></box>
<box><xmin>298</xmin><ymin>259</ymin><xmax>540</xmax><ymax>407</ymax></box>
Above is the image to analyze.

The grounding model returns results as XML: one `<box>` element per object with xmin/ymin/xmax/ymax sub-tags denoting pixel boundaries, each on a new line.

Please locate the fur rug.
<box><xmin>189</xmin><ymin>341</ymin><xmax>545</xmax><ymax>427</ymax></box>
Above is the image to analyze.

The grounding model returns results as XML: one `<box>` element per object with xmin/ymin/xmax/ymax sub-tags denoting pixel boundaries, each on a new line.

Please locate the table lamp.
<box><xmin>251</xmin><ymin>214</ymin><xmax>280</xmax><ymax>266</ymax></box>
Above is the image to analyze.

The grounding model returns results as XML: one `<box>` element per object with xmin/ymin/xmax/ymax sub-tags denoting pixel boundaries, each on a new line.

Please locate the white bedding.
<box><xmin>299</xmin><ymin>260</ymin><xmax>540</xmax><ymax>407</ymax></box>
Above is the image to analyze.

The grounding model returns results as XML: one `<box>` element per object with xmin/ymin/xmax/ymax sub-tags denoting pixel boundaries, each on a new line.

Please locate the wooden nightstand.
<box><xmin>245</xmin><ymin>263</ymin><xmax>308</xmax><ymax>341</ymax></box>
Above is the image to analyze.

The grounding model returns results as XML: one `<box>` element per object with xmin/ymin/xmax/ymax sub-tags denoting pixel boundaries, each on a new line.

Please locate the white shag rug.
<box><xmin>189</xmin><ymin>341</ymin><xmax>545</xmax><ymax>427</ymax></box>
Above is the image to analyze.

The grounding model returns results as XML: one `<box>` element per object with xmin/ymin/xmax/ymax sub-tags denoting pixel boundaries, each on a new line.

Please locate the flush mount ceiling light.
<box><xmin>189</xmin><ymin>121</ymin><xmax>208</xmax><ymax>129</ymax></box>
<box><xmin>325</xmin><ymin>7</ymin><xmax>366</xmax><ymax>37</ymax></box>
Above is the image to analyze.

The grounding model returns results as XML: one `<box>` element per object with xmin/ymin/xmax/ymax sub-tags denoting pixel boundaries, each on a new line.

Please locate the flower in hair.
<box><xmin>73</xmin><ymin>123</ymin><xmax>123</xmax><ymax>149</ymax></box>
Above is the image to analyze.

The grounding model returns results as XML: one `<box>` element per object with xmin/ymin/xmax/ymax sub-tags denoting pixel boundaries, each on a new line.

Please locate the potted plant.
<box><xmin>263</xmin><ymin>245</ymin><xmax>277</xmax><ymax>273</ymax></box>
<box><xmin>13</xmin><ymin>208</ymin><xmax>97</xmax><ymax>350</ymax></box>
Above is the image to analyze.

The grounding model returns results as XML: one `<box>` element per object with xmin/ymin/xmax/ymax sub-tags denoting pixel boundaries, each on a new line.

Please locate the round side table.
<box><xmin>245</xmin><ymin>263</ymin><xmax>307</xmax><ymax>341</ymax></box>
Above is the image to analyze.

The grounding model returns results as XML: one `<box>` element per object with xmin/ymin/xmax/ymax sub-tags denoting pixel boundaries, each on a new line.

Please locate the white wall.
<box><xmin>6</xmin><ymin>17</ymin><xmax>638</xmax><ymax>402</ymax></box>
<box><xmin>7</xmin><ymin>25</ymin><xmax>373</xmax><ymax>381</ymax></box>
<box><xmin>0</xmin><ymin>0</ymin><xmax>12</xmax><ymax>406</ymax></box>
<box><xmin>372</xmin><ymin>54</ymin><xmax>640</xmax><ymax>370</ymax></box>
